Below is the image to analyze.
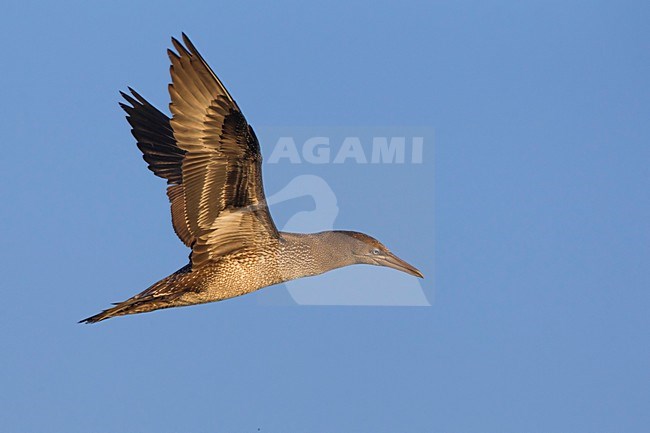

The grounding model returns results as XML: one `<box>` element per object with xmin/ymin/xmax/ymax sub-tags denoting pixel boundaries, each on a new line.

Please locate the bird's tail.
<box><xmin>79</xmin><ymin>264</ymin><xmax>194</xmax><ymax>324</ymax></box>
<box><xmin>78</xmin><ymin>302</ymin><xmax>143</xmax><ymax>324</ymax></box>
<box><xmin>78</xmin><ymin>294</ymin><xmax>183</xmax><ymax>324</ymax></box>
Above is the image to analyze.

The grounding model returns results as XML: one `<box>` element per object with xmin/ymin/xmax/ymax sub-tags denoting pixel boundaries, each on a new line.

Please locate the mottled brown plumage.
<box><xmin>80</xmin><ymin>34</ymin><xmax>422</xmax><ymax>324</ymax></box>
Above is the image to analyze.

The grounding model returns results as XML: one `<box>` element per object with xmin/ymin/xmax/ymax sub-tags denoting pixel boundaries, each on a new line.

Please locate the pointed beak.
<box><xmin>380</xmin><ymin>253</ymin><xmax>424</xmax><ymax>278</ymax></box>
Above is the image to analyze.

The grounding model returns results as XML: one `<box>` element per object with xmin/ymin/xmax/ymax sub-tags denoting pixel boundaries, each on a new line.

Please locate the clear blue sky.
<box><xmin>1</xmin><ymin>1</ymin><xmax>649</xmax><ymax>432</ymax></box>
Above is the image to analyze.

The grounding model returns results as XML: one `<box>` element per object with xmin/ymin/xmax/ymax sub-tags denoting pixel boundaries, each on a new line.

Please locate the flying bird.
<box><xmin>80</xmin><ymin>34</ymin><xmax>423</xmax><ymax>323</ymax></box>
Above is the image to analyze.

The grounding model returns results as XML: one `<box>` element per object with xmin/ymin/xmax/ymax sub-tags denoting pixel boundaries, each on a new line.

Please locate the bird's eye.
<box><xmin>371</xmin><ymin>248</ymin><xmax>381</xmax><ymax>255</ymax></box>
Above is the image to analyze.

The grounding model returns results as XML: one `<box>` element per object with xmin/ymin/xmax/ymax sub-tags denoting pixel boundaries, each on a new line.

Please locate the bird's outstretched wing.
<box><xmin>120</xmin><ymin>34</ymin><xmax>279</xmax><ymax>268</ymax></box>
<box><xmin>120</xmin><ymin>88</ymin><xmax>195</xmax><ymax>246</ymax></box>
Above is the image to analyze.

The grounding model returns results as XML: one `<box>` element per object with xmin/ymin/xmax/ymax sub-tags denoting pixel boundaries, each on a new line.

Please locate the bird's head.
<box><xmin>332</xmin><ymin>231</ymin><xmax>424</xmax><ymax>278</ymax></box>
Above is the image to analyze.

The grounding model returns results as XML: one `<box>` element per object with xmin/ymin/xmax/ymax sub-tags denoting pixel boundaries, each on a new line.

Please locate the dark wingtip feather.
<box><xmin>167</xmin><ymin>48</ymin><xmax>180</xmax><ymax>62</ymax></box>
<box><xmin>170</xmin><ymin>37</ymin><xmax>190</xmax><ymax>58</ymax></box>
<box><xmin>181</xmin><ymin>33</ymin><xmax>197</xmax><ymax>54</ymax></box>
<box><xmin>127</xmin><ymin>87</ymin><xmax>148</xmax><ymax>105</ymax></box>
<box><xmin>118</xmin><ymin>102</ymin><xmax>132</xmax><ymax>115</ymax></box>
<box><xmin>120</xmin><ymin>91</ymin><xmax>139</xmax><ymax>108</ymax></box>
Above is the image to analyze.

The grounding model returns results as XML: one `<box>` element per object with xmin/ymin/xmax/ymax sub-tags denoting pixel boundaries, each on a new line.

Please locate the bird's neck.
<box><xmin>277</xmin><ymin>231</ymin><xmax>355</xmax><ymax>281</ymax></box>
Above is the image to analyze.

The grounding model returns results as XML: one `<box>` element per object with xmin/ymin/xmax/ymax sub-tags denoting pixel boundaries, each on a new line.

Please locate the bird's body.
<box><xmin>81</xmin><ymin>35</ymin><xmax>422</xmax><ymax>323</ymax></box>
